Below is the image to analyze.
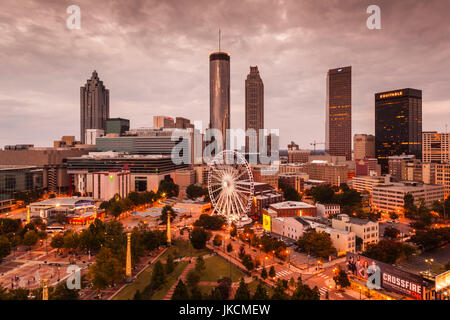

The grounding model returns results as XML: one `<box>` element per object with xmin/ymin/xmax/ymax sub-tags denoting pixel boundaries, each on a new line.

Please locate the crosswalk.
<box><xmin>316</xmin><ymin>273</ymin><xmax>329</xmax><ymax>279</ymax></box>
<box><xmin>318</xmin><ymin>287</ymin><xmax>328</xmax><ymax>295</ymax></box>
<box><xmin>275</xmin><ymin>269</ymin><xmax>294</xmax><ymax>279</ymax></box>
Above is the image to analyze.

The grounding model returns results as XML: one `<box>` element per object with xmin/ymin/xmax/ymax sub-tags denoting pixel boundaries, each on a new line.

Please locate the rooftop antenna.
<box><xmin>218</xmin><ymin>28</ymin><xmax>221</xmax><ymax>51</ymax></box>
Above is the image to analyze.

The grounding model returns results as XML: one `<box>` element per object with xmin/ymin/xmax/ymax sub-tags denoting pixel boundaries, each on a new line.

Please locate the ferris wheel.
<box><xmin>208</xmin><ymin>150</ymin><xmax>254</xmax><ymax>222</ymax></box>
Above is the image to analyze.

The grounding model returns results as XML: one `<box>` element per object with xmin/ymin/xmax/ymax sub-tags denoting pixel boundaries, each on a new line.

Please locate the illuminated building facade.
<box><xmin>245</xmin><ymin>66</ymin><xmax>264</xmax><ymax>152</ymax></box>
<box><xmin>422</xmin><ymin>131</ymin><xmax>450</xmax><ymax>164</ymax></box>
<box><xmin>375</xmin><ymin>88</ymin><xmax>422</xmax><ymax>172</ymax></box>
<box><xmin>80</xmin><ymin>71</ymin><xmax>110</xmax><ymax>144</ymax></box>
<box><xmin>326</xmin><ymin>66</ymin><xmax>352</xmax><ymax>160</ymax></box>
<box><xmin>209</xmin><ymin>52</ymin><xmax>230</xmax><ymax>152</ymax></box>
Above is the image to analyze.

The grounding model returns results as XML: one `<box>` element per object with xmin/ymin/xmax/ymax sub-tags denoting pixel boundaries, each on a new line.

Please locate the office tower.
<box><xmin>422</xmin><ymin>131</ymin><xmax>450</xmax><ymax>163</ymax></box>
<box><xmin>153</xmin><ymin>116</ymin><xmax>174</xmax><ymax>129</ymax></box>
<box><xmin>245</xmin><ymin>66</ymin><xmax>264</xmax><ymax>152</ymax></box>
<box><xmin>106</xmin><ymin>118</ymin><xmax>130</xmax><ymax>136</ymax></box>
<box><xmin>354</xmin><ymin>134</ymin><xmax>375</xmax><ymax>160</ymax></box>
<box><xmin>209</xmin><ymin>51</ymin><xmax>230</xmax><ymax>151</ymax></box>
<box><xmin>326</xmin><ymin>66</ymin><xmax>352</xmax><ymax>161</ymax></box>
<box><xmin>375</xmin><ymin>89</ymin><xmax>422</xmax><ymax>172</ymax></box>
<box><xmin>80</xmin><ymin>70</ymin><xmax>110</xmax><ymax>144</ymax></box>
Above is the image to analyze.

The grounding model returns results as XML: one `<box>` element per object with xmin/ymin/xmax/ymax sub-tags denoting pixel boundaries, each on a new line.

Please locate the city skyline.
<box><xmin>1</xmin><ymin>0</ymin><xmax>450</xmax><ymax>149</ymax></box>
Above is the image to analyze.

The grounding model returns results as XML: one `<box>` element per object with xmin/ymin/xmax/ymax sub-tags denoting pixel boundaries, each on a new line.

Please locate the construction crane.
<box><xmin>310</xmin><ymin>140</ymin><xmax>325</xmax><ymax>152</ymax></box>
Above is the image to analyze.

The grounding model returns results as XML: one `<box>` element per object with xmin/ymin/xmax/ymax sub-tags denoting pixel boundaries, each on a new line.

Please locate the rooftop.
<box><xmin>30</xmin><ymin>197</ymin><xmax>94</xmax><ymax>207</ymax></box>
<box><xmin>270</xmin><ymin>201</ymin><xmax>316</xmax><ymax>210</ymax></box>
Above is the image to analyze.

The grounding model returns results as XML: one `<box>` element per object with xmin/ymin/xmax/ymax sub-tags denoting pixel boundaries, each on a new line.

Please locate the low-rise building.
<box><xmin>265</xmin><ymin>201</ymin><xmax>317</xmax><ymax>217</ymax></box>
<box><xmin>278</xmin><ymin>172</ymin><xmax>307</xmax><ymax>193</ymax></box>
<box><xmin>316</xmin><ymin>203</ymin><xmax>340</xmax><ymax>218</ymax></box>
<box><xmin>349</xmin><ymin>175</ymin><xmax>388</xmax><ymax>194</ymax></box>
<box><xmin>29</xmin><ymin>196</ymin><xmax>97</xmax><ymax>224</ymax></box>
<box><xmin>372</xmin><ymin>181</ymin><xmax>445</xmax><ymax>213</ymax></box>
<box><xmin>435</xmin><ymin>164</ymin><xmax>450</xmax><ymax>198</ymax></box>
<box><xmin>270</xmin><ymin>216</ymin><xmax>310</xmax><ymax>240</ymax></box>
<box><xmin>332</xmin><ymin>214</ymin><xmax>379</xmax><ymax>250</ymax></box>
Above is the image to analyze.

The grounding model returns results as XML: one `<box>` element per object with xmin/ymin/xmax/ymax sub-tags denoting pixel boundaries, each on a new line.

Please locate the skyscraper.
<box><xmin>80</xmin><ymin>70</ymin><xmax>109</xmax><ymax>144</ymax></box>
<box><xmin>326</xmin><ymin>66</ymin><xmax>352</xmax><ymax>160</ymax></box>
<box><xmin>245</xmin><ymin>66</ymin><xmax>264</xmax><ymax>153</ymax></box>
<box><xmin>354</xmin><ymin>134</ymin><xmax>375</xmax><ymax>160</ymax></box>
<box><xmin>209</xmin><ymin>51</ymin><xmax>230</xmax><ymax>151</ymax></box>
<box><xmin>375</xmin><ymin>88</ymin><xmax>422</xmax><ymax>172</ymax></box>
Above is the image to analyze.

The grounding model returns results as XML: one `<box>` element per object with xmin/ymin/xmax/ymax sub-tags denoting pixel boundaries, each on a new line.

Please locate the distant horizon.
<box><xmin>1</xmin><ymin>0</ymin><xmax>449</xmax><ymax>149</ymax></box>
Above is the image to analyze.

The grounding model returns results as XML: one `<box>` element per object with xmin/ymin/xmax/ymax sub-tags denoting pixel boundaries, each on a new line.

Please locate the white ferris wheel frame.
<box><xmin>207</xmin><ymin>150</ymin><xmax>255</xmax><ymax>222</ymax></box>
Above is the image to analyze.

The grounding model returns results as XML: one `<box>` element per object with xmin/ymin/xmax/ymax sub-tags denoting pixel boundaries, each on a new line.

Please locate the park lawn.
<box><xmin>197</xmin><ymin>285</ymin><xmax>215</xmax><ymax>296</ymax></box>
<box><xmin>151</xmin><ymin>261</ymin><xmax>188</xmax><ymax>300</ymax></box>
<box><xmin>113</xmin><ymin>240</ymin><xmax>209</xmax><ymax>300</ymax></box>
<box><xmin>199</xmin><ymin>255</ymin><xmax>245</xmax><ymax>283</ymax></box>
<box><xmin>113</xmin><ymin>263</ymin><xmax>155</xmax><ymax>300</ymax></box>
<box><xmin>247</xmin><ymin>280</ymin><xmax>274</xmax><ymax>296</ymax></box>
<box><xmin>161</xmin><ymin>240</ymin><xmax>210</xmax><ymax>260</ymax></box>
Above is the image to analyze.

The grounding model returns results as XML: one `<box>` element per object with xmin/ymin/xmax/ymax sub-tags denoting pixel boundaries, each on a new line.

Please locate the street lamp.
<box><xmin>425</xmin><ymin>258</ymin><xmax>434</xmax><ymax>274</ymax></box>
<box><xmin>285</xmin><ymin>249</ymin><xmax>290</xmax><ymax>269</ymax></box>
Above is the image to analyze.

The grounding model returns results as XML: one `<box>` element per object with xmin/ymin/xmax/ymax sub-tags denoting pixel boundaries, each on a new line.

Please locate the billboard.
<box><xmin>346</xmin><ymin>252</ymin><xmax>426</xmax><ymax>300</ymax></box>
<box><xmin>262</xmin><ymin>214</ymin><xmax>271</xmax><ymax>232</ymax></box>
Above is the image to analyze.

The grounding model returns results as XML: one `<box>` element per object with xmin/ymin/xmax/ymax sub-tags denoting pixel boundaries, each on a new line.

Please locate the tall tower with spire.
<box><xmin>209</xmin><ymin>30</ymin><xmax>230</xmax><ymax>152</ymax></box>
<box><xmin>80</xmin><ymin>70</ymin><xmax>110</xmax><ymax>144</ymax></box>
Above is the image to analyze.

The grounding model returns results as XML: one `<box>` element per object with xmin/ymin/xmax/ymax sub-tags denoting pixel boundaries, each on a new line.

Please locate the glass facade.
<box><xmin>375</xmin><ymin>88</ymin><xmax>422</xmax><ymax>172</ymax></box>
<box><xmin>209</xmin><ymin>52</ymin><xmax>230</xmax><ymax>151</ymax></box>
<box><xmin>326</xmin><ymin>66</ymin><xmax>352</xmax><ymax>160</ymax></box>
<box><xmin>0</xmin><ymin>166</ymin><xmax>43</xmax><ymax>201</ymax></box>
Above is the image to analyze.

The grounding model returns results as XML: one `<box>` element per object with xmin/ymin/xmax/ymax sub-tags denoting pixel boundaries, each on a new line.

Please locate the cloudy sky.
<box><xmin>1</xmin><ymin>0</ymin><xmax>449</xmax><ymax>149</ymax></box>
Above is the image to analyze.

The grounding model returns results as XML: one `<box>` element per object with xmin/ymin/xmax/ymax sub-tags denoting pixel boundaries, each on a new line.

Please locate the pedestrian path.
<box><xmin>275</xmin><ymin>269</ymin><xmax>294</xmax><ymax>279</ymax></box>
<box><xmin>318</xmin><ymin>287</ymin><xmax>328</xmax><ymax>296</ymax></box>
<box><xmin>163</xmin><ymin>257</ymin><xmax>197</xmax><ymax>300</ymax></box>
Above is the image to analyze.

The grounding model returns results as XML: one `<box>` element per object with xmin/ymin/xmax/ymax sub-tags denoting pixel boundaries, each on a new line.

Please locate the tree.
<box><xmin>261</xmin><ymin>267</ymin><xmax>268</xmax><ymax>280</ymax></box>
<box><xmin>333</xmin><ymin>267</ymin><xmax>350</xmax><ymax>289</ymax></box>
<box><xmin>165</xmin><ymin>254</ymin><xmax>175</xmax><ymax>274</ymax></box>
<box><xmin>234</xmin><ymin>278</ymin><xmax>251</xmax><ymax>300</ymax></box>
<box><xmin>186</xmin><ymin>184</ymin><xmax>208</xmax><ymax>200</ymax></box>
<box><xmin>230</xmin><ymin>223</ymin><xmax>237</xmax><ymax>237</ymax></box>
<box><xmin>213</xmin><ymin>234</ymin><xmax>222</xmax><ymax>246</ymax></box>
<box><xmin>310</xmin><ymin>185</ymin><xmax>335</xmax><ymax>204</ymax></box>
<box><xmin>216</xmin><ymin>277</ymin><xmax>232</xmax><ymax>300</ymax></box>
<box><xmin>384</xmin><ymin>227</ymin><xmax>400</xmax><ymax>239</ymax></box>
<box><xmin>89</xmin><ymin>247</ymin><xmax>124</xmax><ymax>292</ymax></box>
<box><xmin>241</xmin><ymin>254</ymin><xmax>255</xmax><ymax>271</ymax></box>
<box><xmin>194</xmin><ymin>214</ymin><xmax>226</xmax><ymax>230</ymax></box>
<box><xmin>150</xmin><ymin>261</ymin><xmax>166</xmax><ymax>290</ymax></box>
<box><xmin>226</xmin><ymin>243</ymin><xmax>233</xmax><ymax>253</ymax></box>
<box><xmin>50</xmin><ymin>282</ymin><xmax>79</xmax><ymax>300</ymax></box>
<box><xmin>269</xmin><ymin>266</ymin><xmax>276</xmax><ymax>279</ymax></box>
<box><xmin>252</xmin><ymin>283</ymin><xmax>269</xmax><ymax>300</ymax></box>
<box><xmin>291</xmin><ymin>278</ymin><xmax>320</xmax><ymax>300</ymax></box>
<box><xmin>190</xmin><ymin>227</ymin><xmax>211</xmax><ymax>249</ymax></box>
<box><xmin>279</xmin><ymin>183</ymin><xmax>302</xmax><ymax>201</ymax></box>
<box><xmin>297</xmin><ymin>230</ymin><xmax>337</xmax><ymax>258</ymax></box>
<box><xmin>404</xmin><ymin>193</ymin><xmax>417</xmax><ymax>218</ymax></box>
<box><xmin>271</xmin><ymin>282</ymin><xmax>289</xmax><ymax>300</ymax></box>
<box><xmin>190</xmin><ymin>286</ymin><xmax>203</xmax><ymax>300</ymax></box>
<box><xmin>23</xmin><ymin>230</ymin><xmax>38</xmax><ymax>248</ymax></box>
<box><xmin>50</xmin><ymin>234</ymin><xmax>64</xmax><ymax>253</ymax></box>
<box><xmin>363</xmin><ymin>239</ymin><xmax>416</xmax><ymax>264</ymax></box>
<box><xmin>158</xmin><ymin>177</ymin><xmax>179</xmax><ymax>198</ymax></box>
<box><xmin>160</xmin><ymin>205</ymin><xmax>177</xmax><ymax>223</ymax></box>
<box><xmin>171</xmin><ymin>280</ymin><xmax>190</xmax><ymax>300</ymax></box>
<box><xmin>195</xmin><ymin>255</ymin><xmax>206</xmax><ymax>274</ymax></box>
<box><xmin>186</xmin><ymin>270</ymin><xmax>201</xmax><ymax>289</ymax></box>
<box><xmin>0</xmin><ymin>236</ymin><xmax>11</xmax><ymax>261</ymax></box>
<box><xmin>209</xmin><ymin>287</ymin><xmax>223</xmax><ymax>300</ymax></box>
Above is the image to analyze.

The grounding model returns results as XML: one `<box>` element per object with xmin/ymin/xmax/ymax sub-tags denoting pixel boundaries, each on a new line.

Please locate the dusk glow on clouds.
<box><xmin>0</xmin><ymin>0</ymin><xmax>449</xmax><ymax>148</ymax></box>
